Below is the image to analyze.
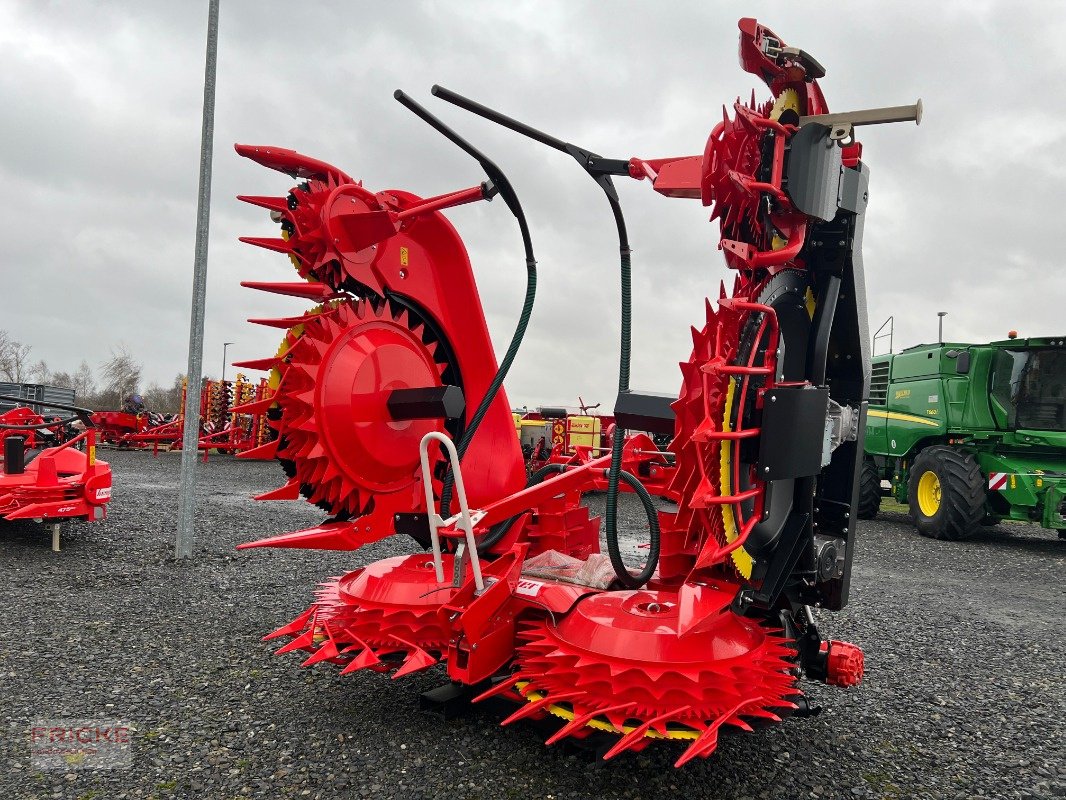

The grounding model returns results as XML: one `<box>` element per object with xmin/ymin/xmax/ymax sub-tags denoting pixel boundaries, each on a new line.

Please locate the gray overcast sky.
<box><xmin>2</xmin><ymin>0</ymin><xmax>1063</xmax><ymax>409</ymax></box>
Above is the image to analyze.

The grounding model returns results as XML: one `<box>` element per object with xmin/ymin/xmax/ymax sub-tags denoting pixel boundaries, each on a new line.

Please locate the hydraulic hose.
<box><xmin>477</xmin><ymin>462</ymin><xmax>566</xmax><ymax>553</ymax></box>
<box><xmin>391</xmin><ymin>90</ymin><xmax>538</xmax><ymax>521</ymax></box>
<box><xmin>424</xmin><ymin>86</ymin><xmax>662</xmax><ymax>586</ymax></box>
<box><xmin>609</xmin><ymin>468</ymin><xmax>661</xmax><ymax>588</ymax></box>
<box><xmin>603</xmin><ymin>201</ymin><xmax>653</xmax><ymax>588</ymax></box>
<box><xmin>440</xmin><ymin>213</ymin><xmax>536</xmax><ymax>517</ymax></box>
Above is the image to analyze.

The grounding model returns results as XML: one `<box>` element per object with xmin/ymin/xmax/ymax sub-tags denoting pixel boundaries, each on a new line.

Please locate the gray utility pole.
<box><xmin>176</xmin><ymin>0</ymin><xmax>221</xmax><ymax>560</ymax></box>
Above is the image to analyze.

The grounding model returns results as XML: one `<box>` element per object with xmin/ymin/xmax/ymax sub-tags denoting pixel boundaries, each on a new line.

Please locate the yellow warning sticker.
<box><xmin>400</xmin><ymin>246</ymin><xmax>409</xmax><ymax>266</ymax></box>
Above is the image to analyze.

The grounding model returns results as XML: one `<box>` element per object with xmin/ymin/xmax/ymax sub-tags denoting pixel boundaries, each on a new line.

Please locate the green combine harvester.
<box><xmin>860</xmin><ymin>334</ymin><xmax>1066</xmax><ymax>540</ymax></box>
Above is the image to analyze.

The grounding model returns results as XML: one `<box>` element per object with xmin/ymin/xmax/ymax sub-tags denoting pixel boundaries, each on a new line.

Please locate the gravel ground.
<box><xmin>1</xmin><ymin>450</ymin><xmax>1063</xmax><ymax>800</ymax></box>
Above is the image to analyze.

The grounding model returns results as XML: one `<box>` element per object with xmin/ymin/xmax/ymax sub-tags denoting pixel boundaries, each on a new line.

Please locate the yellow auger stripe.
<box><xmin>867</xmin><ymin>409</ymin><xmax>941</xmax><ymax>427</ymax></box>
<box><xmin>720</xmin><ymin>377</ymin><xmax>755</xmax><ymax>579</ymax></box>
<box><xmin>515</xmin><ymin>682</ymin><xmax>699</xmax><ymax>741</ymax></box>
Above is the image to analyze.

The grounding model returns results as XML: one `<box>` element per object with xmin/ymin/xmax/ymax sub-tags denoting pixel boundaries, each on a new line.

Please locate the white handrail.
<box><xmin>418</xmin><ymin>431</ymin><xmax>485</xmax><ymax>591</ymax></box>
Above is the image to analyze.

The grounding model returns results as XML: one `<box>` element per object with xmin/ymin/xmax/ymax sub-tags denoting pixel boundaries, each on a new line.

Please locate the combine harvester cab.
<box><xmin>862</xmin><ymin>336</ymin><xmax>1066</xmax><ymax>539</ymax></box>
<box><xmin>234</xmin><ymin>18</ymin><xmax>919</xmax><ymax>765</ymax></box>
<box><xmin>0</xmin><ymin>394</ymin><xmax>112</xmax><ymax>549</ymax></box>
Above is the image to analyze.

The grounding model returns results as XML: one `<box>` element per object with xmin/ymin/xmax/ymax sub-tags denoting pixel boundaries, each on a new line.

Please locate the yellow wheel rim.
<box><xmin>917</xmin><ymin>471</ymin><xmax>942</xmax><ymax>516</ymax></box>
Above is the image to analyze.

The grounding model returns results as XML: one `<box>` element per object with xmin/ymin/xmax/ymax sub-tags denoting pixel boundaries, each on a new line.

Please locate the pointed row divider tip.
<box><xmin>240</xmin><ymin>281</ymin><xmax>335</xmax><ymax>301</ymax></box>
<box><xmin>237</xmin><ymin>194</ymin><xmax>290</xmax><ymax>214</ymax></box>
<box><xmin>499</xmin><ymin>691</ymin><xmax>580</xmax><ymax>727</ymax></box>
<box><xmin>238</xmin><ymin>236</ymin><xmax>293</xmax><ymax>255</ymax></box>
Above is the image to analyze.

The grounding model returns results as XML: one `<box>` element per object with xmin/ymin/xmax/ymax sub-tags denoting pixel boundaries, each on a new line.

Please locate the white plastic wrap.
<box><xmin>520</xmin><ymin>549</ymin><xmax>618</xmax><ymax>590</ymax></box>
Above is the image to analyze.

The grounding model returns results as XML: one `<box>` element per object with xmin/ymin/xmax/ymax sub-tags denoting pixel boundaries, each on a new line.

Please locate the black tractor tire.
<box><xmin>856</xmin><ymin>459</ymin><xmax>882</xmax><ymax>520</ymax></box>
<box><xmin>907</xmin><ymin>446</ymin><xmax>985</xmax><ymax>541</ymax></box>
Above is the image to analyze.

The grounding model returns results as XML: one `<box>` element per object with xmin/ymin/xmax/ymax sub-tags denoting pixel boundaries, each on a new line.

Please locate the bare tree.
<box><xmin>0</xmin><ymin>330</ymin><xmax>32</xmax><ymax>382</ymax></box>
<box><xmin>98</xmin><ymin>345</ymin><xmax>142</xmax><ymax>410</ymax></box>
<box><xmin>73</xmin><ymin>360</ymin><xmax>96</xmax><ymax>398</ymax></box>
<box><xmin>167</xmin><ymin>373</ymin><xmax>187</xmax><ymax>413</ymax></box>
<box><xmin>29</xmin><ymin>360</ymin><xmax>50</xmax><ymax>383</ymax></box>
<box><xmin>50</xmin><ymin>370</ymin><xmax>75</xmax><ymax>391</ymax></box>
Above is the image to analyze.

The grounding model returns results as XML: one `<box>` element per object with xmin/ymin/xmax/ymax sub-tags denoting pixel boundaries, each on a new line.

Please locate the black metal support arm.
<box><xmin>431</xmin><ymin>85</ymin><xmax>633</xmax><ymax>199</ymax></box>
<box><xmin>0</xmin><ymin>394</ymin><xmax>95</xmax><ymax>429</ymax></box>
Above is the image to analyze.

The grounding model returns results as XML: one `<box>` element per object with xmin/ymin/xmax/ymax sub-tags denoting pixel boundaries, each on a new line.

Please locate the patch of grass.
<box><xmin>881</xmin><ymin>497</ymin><xmax>910</xmax><ymax>515</ymax></box>
<box><xmin>155</xmin><ymin>779</ymin><xmax>177</xmax><ymax>792</ymax></box>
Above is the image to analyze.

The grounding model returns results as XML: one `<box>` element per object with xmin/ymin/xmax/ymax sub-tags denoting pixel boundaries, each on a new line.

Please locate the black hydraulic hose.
<box><xmin>477</xmin><ymin>462</ymin><xmax>567</xmax><ymax>553</ymax></box>
<box><xmin>441</xmin><ymin>238</ymin><xmax>536</xmax><ymax>516</ymax></box>
<box><xmin>392</xmin><ymin>90</ymin><xmax>538</xmax><ymax>520</ymax></box>
<box><xmin>477</xmin><ymin>464</ymin><xmax>661</xmax><ymax>588</ymax></box>
<box><xmin>609</xmin><ymin>468</ymin><xmax>661</xmax><ymax>588</ymax></box>
<box><xmin>0</xmin><ymin>414</ymin><xmax>83</xmax><ymax>431</ymax></box>
<box><xmin>427</xmin><ymin>86</ymin><xmax>661</xmax><ymax>587</ymax></box>
<box><xmin>602</xmin><ymin>201</ymin><xmax>650</xmax><ymax>588</ymax></box>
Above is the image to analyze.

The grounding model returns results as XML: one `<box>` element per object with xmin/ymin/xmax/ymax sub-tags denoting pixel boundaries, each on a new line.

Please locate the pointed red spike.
<box><xmin>237</xmin><ymin>194</ymin><xmax>290</xmax><ymax>214</ymax></box>
<box><xmin>237</xmin><ymin>438</ymin><xmax>279</xmax><ymax>461</ymax></box>
<box><xmin>239</xmin><ymin>236</ymin><xmax>293</xmax><ymax>254</ymax></box>
<box><xmin>263</xmin><ymin>607</ymin><xmax>314</xmax><ymax>641</ymax></box>
<box><xmin>603</xmin><ymin>706</ymin><xmax>691</xmax><ymax>761</ymax></box>
<box><xmin>236</xmin><ymin>520</ymin><xmax>378</xmax><ymax>551</ymax></box>
<box><xmin>301</xmin><ymin>632</ymin><xmax>341</xmax><ymax>666</ymax></box>
<box><xmin>472</xmin><ymin>675</ymin><xmax>524</xmax><ymax>703</ymax></box>
<box><xmin>545</xmin><ymin>702</ymin><xmax>633</xmax><ymax>746</ymax></box>
<box><xmin>247</xmin><ymin>315</ymin><xmax>321</xmax><ymax>330</ymax></box>
<box><xmin>500</xmin><ymin>692</ymin><xmax>580</xmax><ymax>726</ymax></box>
<box><xmin>229</xmin><ymin>396</ymin><xmax>275</xmax><ymax>415</ymax></box>
<box><xmin>391</xmin><ymin>640</ymin><xmax>437</xmax><ymax>679</ymax></box>
<box><xmin>232</xmin><ymin>357</ymin><xmax>281</xmax><ymax>371</ymax></box>
<box><xmin>253</xmin><ymin>479</ymin><xmax>301</xmax><ymax>501</ymax></box>
<box><xmin>274</xmin><ymin>627</ymin><xmax>316</xmax><ymax>655</ymax></box>
<box><xmin>339</xmin><ymin>647</ymin><xmax>381</xmax><ymax>674</ymax></box>
<box><xmin>234</xmin><ymin>144</ymin><xmax>354</xmax><ymax>184</ymax></box>
<box><xmin>674</xmin><ymin>699</ymin><xmax>755</xmax><ymax>768</ymax></box>
<box><xmin>240</xmin><ymin>280</ymin><xmax>335</xmax><ymax>301</ymax></box>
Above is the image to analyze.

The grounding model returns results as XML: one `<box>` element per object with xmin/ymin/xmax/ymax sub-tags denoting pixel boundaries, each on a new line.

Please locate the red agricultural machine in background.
<box><xmin>0</xmin><ymin>394</ymin><xmax>112</xmax><ymax>551</ymax></box>
<box><xmin>235</xmin><ymin>19</ymin><xmax>919</xmax><ymax>765</ymax></box>
<box><xmin>92</xmin><ymin>375</ymin><xmax>275</xmax><ymax>458</ymax></box>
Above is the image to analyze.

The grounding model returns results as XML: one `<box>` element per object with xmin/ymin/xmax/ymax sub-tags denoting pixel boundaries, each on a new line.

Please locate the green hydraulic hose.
<box><xmin>603</xmin><ymin>202</ymin><xmax>660</xmax><ymax>589</ymax></box>
<box><xmin>440</xmin><ymin>215</ymin><xmax>536</xmax><ymax>518</ymax></box>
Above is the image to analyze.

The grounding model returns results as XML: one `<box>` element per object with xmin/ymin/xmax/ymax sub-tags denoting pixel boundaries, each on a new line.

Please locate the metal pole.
<box><xmin>176</xmin><ymin>0</ymin><xmax>221</xmax><ymax>560</ymax></box>
<box><xmin>221</xmin><ymin>342</ymin><xmax>233</xmax><ymax>384</ymax></box>
<box><xmin>938</xmin><ymin>311</ymin><xmax>947</xmax><ymax>345</ymax></box>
